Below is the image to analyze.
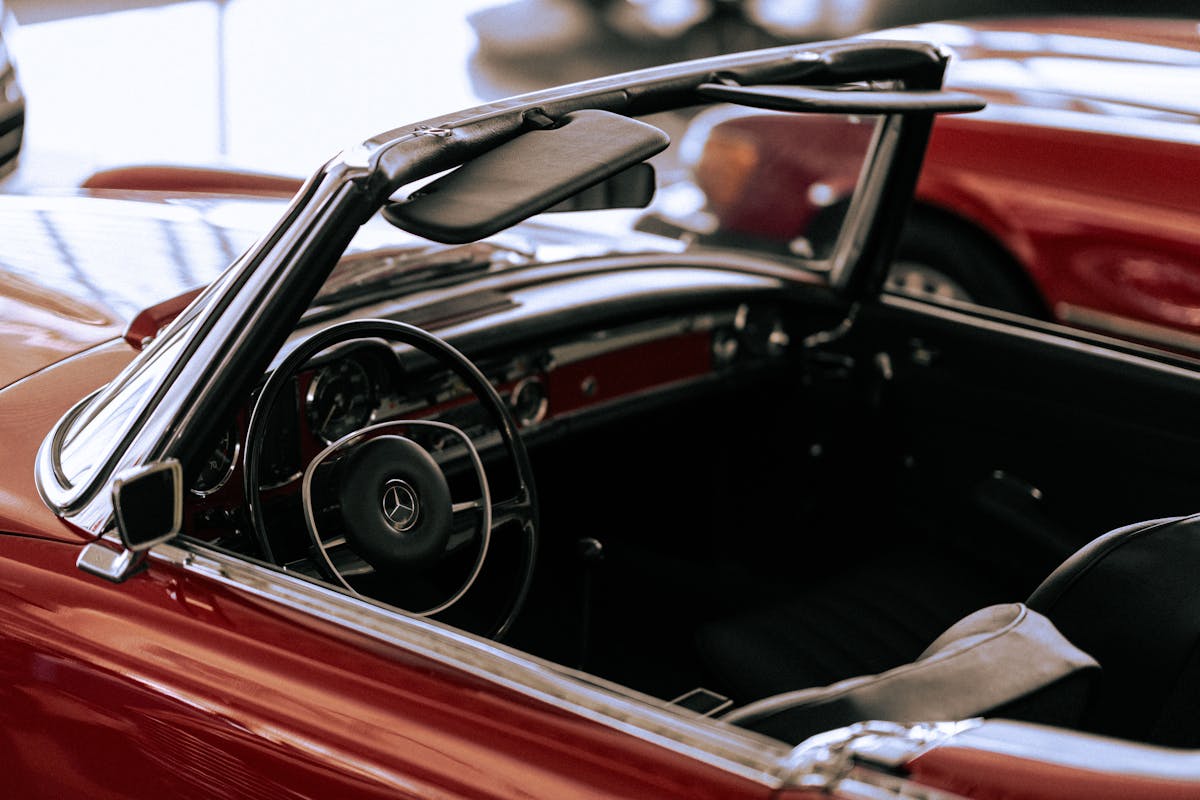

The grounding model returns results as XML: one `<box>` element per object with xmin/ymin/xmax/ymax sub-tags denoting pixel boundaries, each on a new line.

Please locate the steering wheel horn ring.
<box><xmin>243</xmin><ymin>318</ymin><xmax>538</xmax><ymax>640</ymax></box>
<box><xmin>301</xmin><ymin>419</ymin><xmax>493</xmax><ymax>617</ymax></box>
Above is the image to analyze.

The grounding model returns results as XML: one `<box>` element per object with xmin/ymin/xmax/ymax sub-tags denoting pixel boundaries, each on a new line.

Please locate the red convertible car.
<box><xmin>6</xmin><ymin>34</ymin><xmax>1200</xmax><ymax>799</ymax></box>
<box><xmin>661</xmin><ymin>17</ymin><xmax>1200</xmax><ymax>352</ymax></box>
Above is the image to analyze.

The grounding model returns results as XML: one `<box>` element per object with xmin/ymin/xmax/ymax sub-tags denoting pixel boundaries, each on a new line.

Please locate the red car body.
<box><xmin>0</xmin><ymin>196</ymin><xmax>765</xmax><ymax>798</ymax></box>
<box><xmin>684</xmin><ymin>17</ymin><xmax>1200</xmax><ymax>350</ymax></box>
<box><xmin>6</xmin><ymin>35</ymin><xmax>1200</xmax><ymax>800</ymax></box>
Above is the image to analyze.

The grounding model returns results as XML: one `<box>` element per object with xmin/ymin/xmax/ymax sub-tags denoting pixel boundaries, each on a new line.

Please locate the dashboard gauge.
<box><xmin>510</xmin><ymin>376</ymin><xmax>548</xmax><ymax>427</ymax></box>
<box><xmin>307</xmin><ymin>358</ymin><xmax>375</xmax><ymax>443</ymax></box>
<box><xmin>191</xmin><ymin>425</ymin><xmax>239</xmax><ymax>496</ymax></box>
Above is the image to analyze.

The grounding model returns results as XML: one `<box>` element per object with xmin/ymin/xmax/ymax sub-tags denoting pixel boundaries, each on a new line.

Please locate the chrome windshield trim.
<box><xmin>151</xmin><ymin>536</ymin><xmax>792</xmax><ymax>787</ymax></box>
<box><xmin>40</xmin><ymin>163</ymin><xmax>367</xmax><ymax>533</ymax></box>
<box><xmin>37</xmin><ymin>390</ymin><xmax>96</xmax><ymax>495</ymax></box>
<box><xmin>828</xmin><ymin>112</ymin><xmax>903</xmax><ymax>289</ymax></box>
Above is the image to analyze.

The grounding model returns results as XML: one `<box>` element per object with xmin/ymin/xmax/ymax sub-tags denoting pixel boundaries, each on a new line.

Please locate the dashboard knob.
<box><xmin>510</xmin><ymin>376</ymin><xmax>548</xmax><ymax>427</ymax></box>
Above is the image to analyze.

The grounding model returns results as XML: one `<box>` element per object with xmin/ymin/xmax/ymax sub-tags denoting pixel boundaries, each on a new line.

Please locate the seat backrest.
<box><xmin>722</xmin><ymin>603</ymin><xmax>1097</xmax><ymax>744</ymax></box>
<box><xmin>1027</xmin><ymin>515</ymin><xmax>1200</xmax><ymax>746</ymax></box>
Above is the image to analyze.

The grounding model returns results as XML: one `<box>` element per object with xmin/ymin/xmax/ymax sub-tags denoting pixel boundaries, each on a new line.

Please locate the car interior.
<box><xmin>156</xmin><ymin>70</ymin><xmax>1200</xmax><ymax>752</ymax></box>
<box><xmin>177</xmin><ymin>242</ymin><xmax>1200</xmax><ymax>749</ymax></box>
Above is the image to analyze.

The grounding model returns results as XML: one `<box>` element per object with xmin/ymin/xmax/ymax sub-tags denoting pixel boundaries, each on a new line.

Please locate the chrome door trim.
<box><xmin>150</xmin><ymin>535</ymin><xmax>793</xmax><ymax>787</ymax></box>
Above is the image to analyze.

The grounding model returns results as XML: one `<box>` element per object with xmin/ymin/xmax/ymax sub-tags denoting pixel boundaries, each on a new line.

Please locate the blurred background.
<box><xmin>1</xmin><ymin>0</ymin><xmax>1196</xmax><ymax>190</ymax></box>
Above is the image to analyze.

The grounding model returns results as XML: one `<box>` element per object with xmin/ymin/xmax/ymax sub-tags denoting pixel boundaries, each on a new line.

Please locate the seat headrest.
<box><xmin>1028</xmin><ymin>516</ymin><xmax>1183</xmax><ymax>611</ymax></box>
<box><xmin>1026</xmin><ymin>515</ymin><xmax>1200</xmax><ymax>745</ymax></box>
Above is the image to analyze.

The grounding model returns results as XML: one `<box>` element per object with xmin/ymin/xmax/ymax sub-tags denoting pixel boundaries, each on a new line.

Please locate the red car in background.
<box><xmin>669</xmin><ymin>17</ymin><xmax>1200</xmax><ymax>350</ymax></box>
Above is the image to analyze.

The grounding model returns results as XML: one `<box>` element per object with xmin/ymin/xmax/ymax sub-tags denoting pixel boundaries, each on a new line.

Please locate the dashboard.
<box><xmin>181</xmin><ymin>272</ymin><xmax>793</xmax><ymax>558</ymax></box>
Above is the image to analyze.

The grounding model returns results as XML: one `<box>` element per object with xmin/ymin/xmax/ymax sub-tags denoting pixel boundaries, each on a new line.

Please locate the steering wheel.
<box><xmin>242</xmin><ymin>318</ymin><xmax>538</xmax><ymax>640</ymax></box>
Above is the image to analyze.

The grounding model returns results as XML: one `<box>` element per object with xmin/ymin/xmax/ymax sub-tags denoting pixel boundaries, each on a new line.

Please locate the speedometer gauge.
<box><xmin>307</xmin><ymin>358</ymin><xmax>375</xmax><ymax>443</ymax></box>
<box><xmin>191</xmin><ymin>425</ymin><xmax>239</xmax><ymax>496</ymax></box>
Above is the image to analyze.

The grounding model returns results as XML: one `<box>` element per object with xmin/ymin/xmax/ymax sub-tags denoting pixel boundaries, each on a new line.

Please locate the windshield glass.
<box><xmin>665</xmin><ymin>107</ymin><xmax>883</xmax><ymax>262</ymax></box>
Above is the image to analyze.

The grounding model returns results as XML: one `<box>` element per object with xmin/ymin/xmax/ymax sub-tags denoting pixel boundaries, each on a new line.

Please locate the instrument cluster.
<box><xmin>184</xmin><ymin>303</ymin><xmax>786</xmax><ymax>535</ymax></box>
<box><xmin>305</xmin><ymin>345</ymin><xmax>397</xmax><ymax>445</ymax></box>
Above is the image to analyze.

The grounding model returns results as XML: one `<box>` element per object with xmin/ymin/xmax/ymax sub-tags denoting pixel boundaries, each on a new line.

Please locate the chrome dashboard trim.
<box><xmin>148</xmin><ymin>536</ymin><xmax>792</xmax><ymax>787</ymax></box>
<box><xmin>509</xmin><ymin>376</ymin><xmax>548</xmax><ymax>427</ymax></box>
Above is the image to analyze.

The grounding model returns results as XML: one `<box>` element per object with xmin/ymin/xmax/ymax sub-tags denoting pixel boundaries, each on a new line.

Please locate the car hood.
<box><xmin>0</xmin><ymin>191</ymin><xmax>684</xmax><ymax>390</ymax></box>
<box><xmin>878</xmin><ymin>17</ymin><xmax>1200</xmax><ymax>124</ymax></box>
<box><xmin>0</xmin><ymin>193</ymin><xmax>275</xmax><ymax>388</ymax></box>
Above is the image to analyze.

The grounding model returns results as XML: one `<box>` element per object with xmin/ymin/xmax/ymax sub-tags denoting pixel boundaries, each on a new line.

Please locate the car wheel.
<box><xmin>888</xmin><ymin>211</ymin><xmax>1045</xmax><ymax>317</ymax></box>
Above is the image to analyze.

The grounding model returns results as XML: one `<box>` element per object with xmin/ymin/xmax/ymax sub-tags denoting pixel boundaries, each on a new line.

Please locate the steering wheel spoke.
<box><xmin>451</xmin><ymin>498</ymin><xmax>487</xmax><ymax>514</ymax></box>
<box><xmin>491</xmin><ymin>491</ymin><xmax>535</xmax><ymax>529</ymax></box>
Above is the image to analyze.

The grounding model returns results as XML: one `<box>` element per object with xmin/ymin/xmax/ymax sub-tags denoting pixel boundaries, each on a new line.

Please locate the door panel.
<box><xmin>850</xmin><ymin>295</ymin><xmax>1200</xmax><ymax>545</ymax></box>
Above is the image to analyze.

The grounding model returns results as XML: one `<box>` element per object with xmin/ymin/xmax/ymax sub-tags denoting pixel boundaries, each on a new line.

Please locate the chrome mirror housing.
<box><xmin>77</xmin><ymin>459</ymin><xmax>183</xmax><ymax>584</ymax></box>
<box><xmin>113</xmin><ymin>459</ymin><xmax>182</xmax><ymax>552</ymax></box>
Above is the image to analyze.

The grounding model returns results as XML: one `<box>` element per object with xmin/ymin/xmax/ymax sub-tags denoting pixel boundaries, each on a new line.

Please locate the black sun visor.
<box><xmin>383</xmin><ymin>109</ymin><xmax>670</xmax><ymax>244</ymax></box>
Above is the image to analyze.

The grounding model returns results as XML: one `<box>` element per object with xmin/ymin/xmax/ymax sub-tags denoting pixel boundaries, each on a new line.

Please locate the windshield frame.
<box><xmin>34</xmin><ymin>38</ymin><xmax>952</xmax><ymax>536</ymax></box>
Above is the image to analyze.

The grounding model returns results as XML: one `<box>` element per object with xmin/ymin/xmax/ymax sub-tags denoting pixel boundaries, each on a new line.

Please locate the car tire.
<box><xmin>888</xmin><ymin>210</ymin><xmax>1045</xmax><ymax>318</ymax></box>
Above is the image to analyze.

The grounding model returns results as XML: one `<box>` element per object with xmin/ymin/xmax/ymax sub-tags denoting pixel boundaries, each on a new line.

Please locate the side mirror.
<box><xmin>113</xmin><ymin>459</ymin><xmax>183</xmax><ymax>551</ymax></box>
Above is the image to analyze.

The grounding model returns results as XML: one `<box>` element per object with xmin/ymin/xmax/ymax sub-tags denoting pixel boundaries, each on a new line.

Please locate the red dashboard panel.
<box><xmin>548</xmin><ymin>330</ymin><xmax>713</xmax><ymax>416</ymax></box>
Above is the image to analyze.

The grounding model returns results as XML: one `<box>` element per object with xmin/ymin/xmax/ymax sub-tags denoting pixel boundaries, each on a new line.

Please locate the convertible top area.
<box><xmin>11</xmin><ymin>26</ymin><xmax>1200</xmax><ymax>800</ymax></box>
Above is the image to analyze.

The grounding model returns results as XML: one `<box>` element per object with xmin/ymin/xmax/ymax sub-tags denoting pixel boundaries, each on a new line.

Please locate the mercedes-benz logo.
<box><xmin>381</xmin><ymin>479</ymin><xmax>420</xmax><ymax>532</ymax></box>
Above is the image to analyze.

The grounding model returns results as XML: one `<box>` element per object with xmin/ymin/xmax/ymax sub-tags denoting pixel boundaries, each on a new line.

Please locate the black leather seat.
<box><xmin>1026</xmin><ymin>515</ymin><xmax>1200</xmax><ymax>746</ymax></box>
<box><xmin>697</xmin><ymin>473</ymin><xmax>1077</xmax><ymax>703</ymax></box>
<box><xmin>696</xmin><ymin>544</ymin><xmax>1030</xmax><ymax>703</ymax></box>
<box><xmin>713</xmin><ymin>513</ymin><xmax>1200</xmax><ymax>746</ymax></box>
<box><xmin>721</xmin><ymin>603</ymin><xmax>1097</xmax><ymax>744</ymax></box>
